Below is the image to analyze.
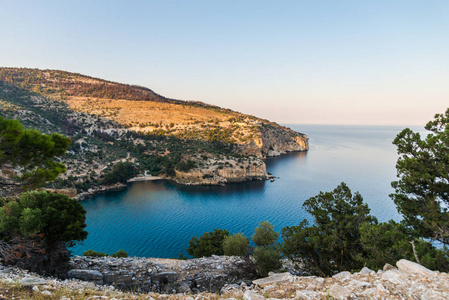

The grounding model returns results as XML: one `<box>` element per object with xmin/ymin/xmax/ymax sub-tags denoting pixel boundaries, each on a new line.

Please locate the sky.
<box><xmin>1</xmin><ymin>0</ymin><xmax>448</xmax><ymax>125</ymax></box>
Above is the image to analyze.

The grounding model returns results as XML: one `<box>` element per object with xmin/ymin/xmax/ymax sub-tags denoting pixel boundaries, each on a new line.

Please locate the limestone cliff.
<box><xmin>174</xmin><ymin>158</ymin><xmax>267</xmax><ymax>185</ymax></box>
<box><xmin>242</xmin><ymin>124</ymin><xmax>309</xmax><ymax>157</ymax></box>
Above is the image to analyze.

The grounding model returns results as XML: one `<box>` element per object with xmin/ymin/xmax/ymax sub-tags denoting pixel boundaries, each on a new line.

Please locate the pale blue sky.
<box><xmin>1</xmin><ymin>1</ymin><xmax>448</xmax><ymax>125</ymax></box>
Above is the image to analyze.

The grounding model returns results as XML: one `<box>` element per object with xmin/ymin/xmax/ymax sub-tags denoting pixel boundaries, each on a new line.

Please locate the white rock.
<box><xmin>396</xmin><ymin>259</ymin><xmax>435</xmax><ymax>276</ymax></box>
<box><xmin>361</xmin><ymin>287</ymin><xmax>377</xmax><ymax>296</ymax></box>
<box><xmin>41</xmin><ymin>290</ymin><xmax>52</xmax><ymax>296</ymax></box>
<box><xmin>359</xmin><ymin>267</ymin><xmax>372</xmax><ymax>274</ymax></box>
<box><xmin>295</xmin><ymin>290</ymin><xmax>321</xmax><ymax>299</ymax></box>
<box><xmin>243</xmin><ymin>290</ymin><xmax>265</xmax><ymax>300</ymax></box>
<box><xmin>32</xmin><ymin>285</ymin><xmax>39</xmax><ymax>292</ymax></box>
<box><xmin>332</xmin><ymin>271</ymin><xmax>351</xmax><ymax>280</ymax></box>
<box><xmin>348</xmin><ymin>279</ymin><xmax>371</xmax><ymax>288</ymax></box>
<box><xmin>329</xmin><ymin>284</ymin><xmax>350</xmax><ymax>299</ymax></box>
<box><xmin>382</xmin><ymin>270</ymin><xmax>405</xmax><ymax>284</ymax></box>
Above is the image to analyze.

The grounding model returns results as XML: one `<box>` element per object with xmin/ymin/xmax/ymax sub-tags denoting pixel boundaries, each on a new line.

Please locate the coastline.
<box><xmin>74</xmin><ymin>149</ymin><xmax>307</xmax><ymax>201</ymax></box>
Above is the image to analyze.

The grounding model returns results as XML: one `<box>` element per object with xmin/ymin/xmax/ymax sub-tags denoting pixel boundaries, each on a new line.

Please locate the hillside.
<box><xmin>0</xmin><ymin>67</ymin><xmax>308</xmax><ymax>197</ymax></box>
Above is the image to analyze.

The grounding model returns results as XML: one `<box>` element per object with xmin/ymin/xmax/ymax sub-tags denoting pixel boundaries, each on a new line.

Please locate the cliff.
<box><xmin>174</xmin><ymin>157</ymin><xmax>268</xmax><ymax>185</ymax></box>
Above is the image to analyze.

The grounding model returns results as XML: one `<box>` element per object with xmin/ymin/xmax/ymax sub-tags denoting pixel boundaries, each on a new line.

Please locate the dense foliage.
<box><xmin>0</xmin><ymin>191</ymin><xmax>87</xmax><ymax>275</ymax></box>
<box><xmin>251</xmin><ymin>221</ymin><xmax>282</xmax><ymax>277</ymax></box>
<box><xmin>0</xmin><ymin>116</ymin><xmax>70</xmax><ymax>189</ymax></box>
<box><xmin>283</xmin><ymin>183</ymin><xmax>376</xmax><ymax>276</ymax></box>
<box><xmin>360</xmin><ymin>220</ymin><xmax>449</xmax><ymax>271</ymax></box>
<box><xmin>391</xmin><ymin>108</ymin><xmax>449</xmax><ymax>245</ymax></box>
<box><xmin>186</xmin><ymin>229</ymin><xmax>229</xmax><ymax>258</ymax></box>
<box><xmin>223</xmin><ymin>233</ymin><xmax>250</xmax><ymax>256</ymax></box>
<box><xmin>103</xmin><ymin>162</ymin><xmax>139</xmax><ymax>184</ymax></box>
<box><xmin>83</xmin><ymin>249</ymin><xmax>128</xmax><ymax>258</ymax></box>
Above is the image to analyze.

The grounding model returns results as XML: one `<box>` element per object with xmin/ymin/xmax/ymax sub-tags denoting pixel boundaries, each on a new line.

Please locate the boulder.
<box><xmin>67</xmin><ymin>269</ymin><xmax>103</xmax><ymax>283</ymax></box>
<box><xmin>329</xmin><ymin>284</ymin><xmax>350</xmax><ymax>299</ymax></box>
<box><xmin>383</xmin><ymin>263</ymin><xmax>395</xmax><ymax>271</ymax></box>
<box><xmin>359</xmin><ymin>267</ymin><xmax>372</xmax><ymax>275</ymax></box>
<box><xmin>295</xmin><ymin>290</ymin><xmax>321</xmax><ymax>299</ymax></box>
<box><xmin>18</xmin><ymin>277</ymin><xmax>49</xmax><ymax>286</ymax></box>
<box><xmin>244</xmin><ymin>290</ymin><xmax>265</xmax><ymax>300</ymax></box>
<box><xmin>382</xmin><ymin>269</ymin><xmax>405</xmax><ymax>284</ymax></box>
<box><xmin>252</xmin><ymin>272</ymin><xmax>292</xmax><ymax>287</ymax></box>
<box><xmin>332</xmin><ymin>271</ymin><xmax>351</xmax><ymax>280</ymax></box>
<box><xmin>396</xmin><ymin>259</ymin><xmax>435</xmax><ymax>276</ymax></box>
<box><xmin>153</xmin><ymin>271</ymin><xmax>178</xmax><ymax>284</ymax></box>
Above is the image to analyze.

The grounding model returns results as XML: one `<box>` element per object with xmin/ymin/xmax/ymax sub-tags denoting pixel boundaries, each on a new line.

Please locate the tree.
<box><xmin>252</xmin><ymin>220</ymin><xmax>279</xmax><ymax>247</ymax></box>
<box><xmin>251</xmin><ymin>221</ymin><xmax>282</xmax><ymax>277</ymax></box>
<box><xmin>282</xmin><ymin>183</ymin><xmax>376</xmax><ymax>276</ymax></box>
<box><xmin>102</xmin><ymin>161</ymin><xmax>138</xmax><ymax>184</ymax></box>
<box><xmin>0</xmin><ymin>116</ymin><xmax>70</xmax><ymax>189</ymax></box>
<box><xmin>223</xmin><ymin>233</ymin><xmax>250</xmax><ymax>256</ymax></box>
<box><xmin>391</xmin><ymin>108</ymin><xmax>449</xmax><ymax>245</ymax></box>
<box><xmin>252</xmin><ymin>246</ymin><xmax>282</xmax><ymax>277</ymax></box>
<box><xmin>186</xmin><ymin>229</ymin><xmax>229</xmax><ymax>258</ymax></box>
<box><xmin>0</xmin><ymin>190</ymin><xmax>87</xmax><ymax>274</ymax></box>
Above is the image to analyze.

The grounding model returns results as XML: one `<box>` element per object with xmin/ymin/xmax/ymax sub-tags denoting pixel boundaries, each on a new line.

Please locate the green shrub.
<box><xmin>223</xmin><ymin>233</ymin><xmax>250</xmax><ymax>256</ymax></box>
<box><xmin>252</xmin><ymin>221</ymin><xmax>279</xmax><ymax>247</ymax></box>
<box><xmin>360</xmin><ymin>220</ymin><xmax>449</xmax><ymax>271</ymax></box>
<box><xmin>112</xmin><ymin>249</ymin><xmax>129</xmax><ymax>258</ymax></box>
<box><xmin>102</xmin><ymin>161</ymin><xmax>138</xmax><ymax>184</ymax></box>
<box><xmin>186</xmin><ymin>229</ymin><xmax>229</xmax><ymax>258</ymax></box>
<box><xmin>251</xmin><ymin>221</ymin><xmax>281</xmax><ymax>277</ymax></box>
<box><xmin>83</xmin><ymin>249</ymin><xmax>108</xmax><ymax>257</ymax></box>
<box><xmin>252</xmin><ymin>246</ymin><xmax>282</xmax><ymax>277</ymax></box>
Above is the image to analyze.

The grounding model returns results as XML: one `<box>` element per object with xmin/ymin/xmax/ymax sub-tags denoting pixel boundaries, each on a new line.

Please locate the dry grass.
<box><xmin>65</xmin><ymin>96</ymin><xmax>239</xmax><ymax>127</ymax></box>
<box><xmin>0</xmin><ymin>280</ymin><xmax>223</xmax><ymax>299</ymax></box>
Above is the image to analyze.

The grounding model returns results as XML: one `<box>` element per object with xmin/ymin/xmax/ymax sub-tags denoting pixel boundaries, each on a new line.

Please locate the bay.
<box><xmin>72</xmin><ymin>124</ymin><xmax>420</xmax><ymax>258</ymax></box>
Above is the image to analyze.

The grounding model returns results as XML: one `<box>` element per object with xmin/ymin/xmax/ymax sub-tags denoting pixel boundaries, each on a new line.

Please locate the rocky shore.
<box><xmin>75</xmin><ymin>183</ymin><xmax>127</xmax><ymax>201</ymax></box>
<box><xmin>0</xmin><ymin>256</ymin><xmax>447</xmax><ymax>299</ymax></box>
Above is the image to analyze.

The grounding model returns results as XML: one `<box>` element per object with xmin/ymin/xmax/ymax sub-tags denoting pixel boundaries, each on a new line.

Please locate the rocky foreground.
<box><xmin>0</xmin><ymin>256</ymin><xmax>448</xmax><ymax>299</ymax></box>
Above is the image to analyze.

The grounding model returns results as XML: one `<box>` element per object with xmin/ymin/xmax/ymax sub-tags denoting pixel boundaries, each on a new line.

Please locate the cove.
<box><xmin>72</xmin><ymin>124</ymin><xmax>418</xmax><ymax>258</ymax></box>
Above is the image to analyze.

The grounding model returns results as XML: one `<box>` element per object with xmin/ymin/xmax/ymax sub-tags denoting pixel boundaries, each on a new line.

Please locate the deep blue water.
<box><xmin>72</xmin><ymin>124</ymin><xmax>419</xmax><ymax>258</ymax></box>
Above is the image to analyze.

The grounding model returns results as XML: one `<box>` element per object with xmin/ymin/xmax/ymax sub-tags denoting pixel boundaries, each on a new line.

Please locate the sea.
<box><xmin>71</xmin><ymin>124</ymin><xmax>423</xmax><ymax>258</ymax></box>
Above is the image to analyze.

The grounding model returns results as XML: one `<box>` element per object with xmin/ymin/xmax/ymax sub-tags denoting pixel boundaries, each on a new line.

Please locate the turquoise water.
<box><xmin>72</xmin><ymin>124</ymin><xmax>415</xmax><ymax>258</ymax></box>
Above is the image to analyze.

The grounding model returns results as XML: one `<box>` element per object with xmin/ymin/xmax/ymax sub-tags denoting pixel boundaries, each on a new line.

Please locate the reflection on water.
<box><xmin>72</xmin><ymin>124</ymin><xmax>409</xmax><ymax>258</ymax></box>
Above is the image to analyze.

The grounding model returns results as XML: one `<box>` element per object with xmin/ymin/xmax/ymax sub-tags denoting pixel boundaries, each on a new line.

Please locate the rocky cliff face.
<box><xmin>174</xmin><ymin>158</ymin><xmax>267</xmax><ymax>185</ymax></box>
<box><xmin>242</xmin><ymin>125</ymin><xmax>309</xmax><ymax>157</ymax></box>
<box><xmin>69</xmin><ymin>255</ymin><xmax>256</xmax><ymax>294</ymax></box>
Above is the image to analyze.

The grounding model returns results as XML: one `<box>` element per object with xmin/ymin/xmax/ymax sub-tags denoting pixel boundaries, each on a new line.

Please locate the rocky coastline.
<box><xmin>0</xmin><ymin>256</ymin><xmax>448</xmax><ymax>299</ymax></box>
<box><xmin>74</xmin><ymin>147</ymin><xmax>307</xmax><ymax>200</ymax></box>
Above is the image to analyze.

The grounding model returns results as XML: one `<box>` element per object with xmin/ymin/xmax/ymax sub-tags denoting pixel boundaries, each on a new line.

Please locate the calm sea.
<box><xmin>71</xmin><ymin>124</ymin><xmax>420</xmax><ymax>258</ymax></box>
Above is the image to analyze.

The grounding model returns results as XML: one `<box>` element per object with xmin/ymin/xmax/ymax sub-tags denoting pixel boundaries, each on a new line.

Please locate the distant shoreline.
<box><xmin>127</xmin><ymin>175</ymin><xmax>164</xmax><ymax>183</ymax></box>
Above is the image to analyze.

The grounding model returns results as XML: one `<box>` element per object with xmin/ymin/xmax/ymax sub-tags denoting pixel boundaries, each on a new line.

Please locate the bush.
<box><xmin>252</xmin><ymin>221</ymin><xmax>279</xmax><ymax>247</ymax></box>
<box><xmin>103</xmin><ymin>161</ymin><xmax>138</xmax><ymax>184</ymax></box>
<box><xmin>223</xmin><ymin>233</ymin><xmax>250</xmax><ymax>256</ymax></box>
<box><xmin>251</xmin><ymin>221</ymin><xmax>281</xmax><ymax>277</ymax></box>
<box><xmin>252</xmin><ymin>246</ymin><xmax>282</xmax><ymax>277</ymax></box>
<box><xmin>112</xmin><ymin>249</ymin><xmax>129</xmax><ymax>258</ymax></box>
<box><xmin>83</xmin><ymin>249</ymin><xmax>108</xmax><ymax>257</ymax></box>
<box><xmin>186</xmin><ymin>229</ymin><xmax>229</xmax><ymax>258</ymax></box>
